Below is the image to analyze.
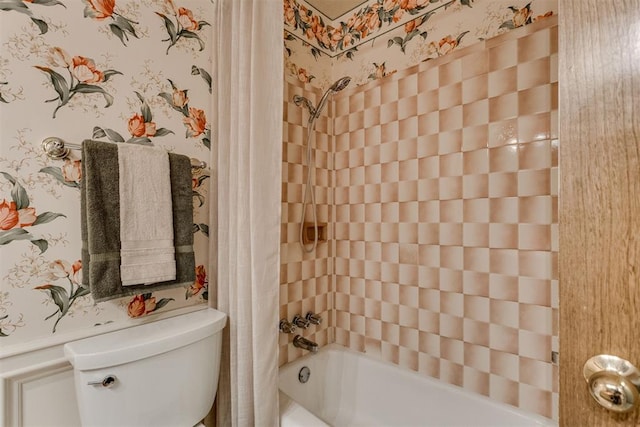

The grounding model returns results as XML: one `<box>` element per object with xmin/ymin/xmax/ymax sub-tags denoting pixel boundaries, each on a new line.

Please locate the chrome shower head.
<box><xmin>329</xmin><ymin>76</ymin><xmax>351</xmax><ymax>92</ymax></box>
<box><xmin>314</xmin><ymin>76</ymin><xmax>351</xmax><ymax>119</ymax></box>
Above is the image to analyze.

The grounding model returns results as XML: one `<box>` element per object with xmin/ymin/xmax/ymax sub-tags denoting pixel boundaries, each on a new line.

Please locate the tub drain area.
<box><xmin>298</xmin><ymin>366</ymin><xmax>310</xmax><ymax>383</ymax></box>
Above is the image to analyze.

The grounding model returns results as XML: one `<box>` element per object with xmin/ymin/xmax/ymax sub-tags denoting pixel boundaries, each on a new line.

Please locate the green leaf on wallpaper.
<box><xmin>109</xmin><ymin>23</ymin><xmax>128</xmax><ymax>46</ymax></box>
<box><xmin>180</xmin><ymin>31</ymin><xmax>205</xmax><ymax>51</ymax></box>
<box><xmin>39</xmin><ymin>167</ymin><xmax>81</xmax><ymax>188</ymax></box>
<box><xmin>193</xmin><ymin>191</ymin><xmax>205</xmax><ymax>207</ymax></box>
<box><xmin>156</xmin><ymin>13</ymin><xmax>177</xmax><ymax>43</ymax></box>
<box><xmin>102</xmin><ymin>70</ymin><xmax>123</xmax><ymax>83</ymax></box>
<box><xmin>32</xmin><ymin>211</ymin><xmax>66</xmax><ymax>226</ymax></box>
<box><xmin>30</xmin><ymin>18</ymin><xmax>48</xmax><ymax>34</ymax></box>
<box><xmin>30</xmin><ymin>238</ymin><xmax>48</xmax><ymax>253</ymax></box>
<box><xmin>135</xmin><ymin>91</ymin><xmax>152</xmax><ymax>122</ymax></box>
<box><xmin>0</xmin><ymin>171</ymin><xmax>16</xmax><ymax>185</ymax></box>
<box><xmin>499</xmin><ymin>21</ymin><xmax>515</xmax><ymax>30</ymax></box>
<box><xmin>35</xmin><ymin>66</ymin><xmax>69</xmax><ymax>104</ymax></box>
<box><xmin>71</xmin><ymin>286</ymin><xmax>90</xmax><ymax>299</ymax></box>
<box><xmin>202</xmin><ymin>135</ymin><xmax>210</xmax><ymax>150</ymax></box>
<box><xmin>191</xmin><ymin>66</ymin><xmax>212</xmax><ymax>93</ymax></box>
<box><xmin>154</xmin><ymin>128</ymin><xmax>174</xmax><ymax>137</ymax></box>
<box><xmin>96</xmin><ymin>127</ymin><xmax>125</xmax><ymax>142</ymax></box>
<box><xmin>199</xmin><ymin>223</ymin><xmax>209</xmax><ymax>237</ymax></box>
<box><xmin>456</xmin><ymin>31</ymin><xmax>470</xmax><ymax>44</ymax></box>
<box><xmin>12</xmin><ymin>181</ymin><xmax>28</xmax><ymax>208</ymax></box>
<box><xmin>0</xmin><ymin>228</ymin><xmax>32</xmax><ymax>245</ymax></box>
<box><xmin>0</xmin><ymin>0</ymin><xmax>30</xmax><ymax>13</ymax></box>
<box><xmin>92</xmin><ymin>126</ymin><xmax>106</xmax><ymax>139</ymax></box>
<box><xmin>74</xmin><ymin>84</ymin><xmax>114</xmax><ymax>108</ymax></box>
<box><xmin>196</xmin><ymin>175</ymin><xmax>209</xmax><ymax>186</ymax></box>
<box><xmin>460</xmin><ymin>0</ymin><xmax>474</xmax><ymax>7</ymax></box>
<box><xmin>114</xmin><ymin>15</ymin><xmax>138</xmax><ymax>38</ymax></box>
<box><xmin>30</xmin><ymin>0</ymin><xmax>66</xmax><ymax>6</ymax></box>
<box><xmin>154</xmin><ymin>298</ymin><xmax>174</xmax><ymax>311</ymax></box>
<box><xmin>197</xmin><ymin>21</ymin><xmax>210</xmax><ymax>28</ymax></box>
<box><xmin>43</xmin><ymin>285</ymin><xmax>70</xmax><ymax>316</ymax></box>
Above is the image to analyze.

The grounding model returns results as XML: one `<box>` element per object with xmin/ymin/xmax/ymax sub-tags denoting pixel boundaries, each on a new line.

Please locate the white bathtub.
<box><xmin>279</xmin><ymin>344</ymin><xmax>556</xmax><ymax>427</ymax></box>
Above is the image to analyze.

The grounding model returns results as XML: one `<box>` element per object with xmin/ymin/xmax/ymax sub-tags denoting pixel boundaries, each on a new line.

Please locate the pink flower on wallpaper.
<box><xmin>0</xmin><ymin>172</ymin><xmax>65</xmax><ymax>253</ymax></box>
<box><xmin>0</xmin><ymin>199</ymin><xmax>19</xmax><ymax>231</ymax></box>
<box><xmin>127</xmin><ymin>293</ymin><xmax>174</xmax><ymax>318</ymax></box>
<box><xmin>36</xmin><ymin>47</ymin><xmax>121</xmax><ymax>118</ymax></box>
<box><xmin>71</xmin><ymin>56</ymin><xmax>105</xmax><ymax>84</ymax></box>
<box><xmin>61</xmin><ymin>159</ymin><xmax>82</xmax><ymax>183</ymax></box>
<box><xmin>81</xmin><ymin>0</ymin><xmax>140</xmax><ymax>46</ymax></box>
<box><xmin>172</xmin><ymin>88</ymin><xmax>189</xmax><ymax>108</ymax></box>
<box><xmin>82</xmin><ymin>0</ymin><xmax>115</xmax><ymax>20</ymax></box>
<box><xmin>183</xmin><ymin>107</ymin><xmax>207</xmax><ymax>138</ymax></box>
<box><xmin>156</xmin><ymin>1</ymin><xmax>210</xmax><ymax>54</ymax></box>
<box><xmin>186</xmin><ymin>265</ymin><xmax>207</xmax><ymax>299</ymax></box>
<box><xmin>93</xmin><ymin>91</ymin><xmax>173</xmax><ymax>145</ymax></box>
<box><xmin>127</xmin><ymin>113</ymin><xmax>157</xmax><ymax>137</ymax></box>
<box><xmin>34</xmin><ymin>259</ymin><xmax>90</xmax><ymax>333</ymax></box>
<box><xmin>177</xmin><ymin>7</ymin><xmax>199</xmax><ymax>31</ymax></box>
<box><xmin>0</xmin><ymin>199</ymin><xmax>36</xmax><ymax>230</ymax></box>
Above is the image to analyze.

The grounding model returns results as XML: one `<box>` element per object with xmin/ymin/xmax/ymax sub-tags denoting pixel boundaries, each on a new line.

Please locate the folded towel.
<box><xmin>118</xmin><ymin>143</ymin><xmax>176</xmax><ymax>286</ymax></box>
<box><xmin>81</xmin><ymin>140</ymin><xmax>196</xmax><ymax>303</ymax></box>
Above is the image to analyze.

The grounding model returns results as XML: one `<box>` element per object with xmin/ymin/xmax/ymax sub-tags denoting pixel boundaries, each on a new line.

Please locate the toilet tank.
<box><xmin>64</xmin><ymin>308</ymin><xmax>227</xmax><ymax>427</ymax></box>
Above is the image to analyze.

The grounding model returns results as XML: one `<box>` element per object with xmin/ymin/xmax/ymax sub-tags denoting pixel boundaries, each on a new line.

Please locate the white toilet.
<box><xmin>64</xmin><ymin>308</ymin><xmax>227</xmax><ymax>427</ymax></box>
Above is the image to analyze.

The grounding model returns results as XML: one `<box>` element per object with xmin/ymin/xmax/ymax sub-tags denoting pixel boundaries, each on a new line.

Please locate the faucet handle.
<box><xmin>292</xmin><ymin>314</ymin><xmax>310</xmax><ymax>329</ymax></box>
<box><xmin>305</xmin><ymin>312</ymin><xmax>322</xmax><ymax>325</ymax></box>
<box><xmin>279</xmin><ymin>319</ymin><xmax>297</xmax><ymax>334</ymax></box>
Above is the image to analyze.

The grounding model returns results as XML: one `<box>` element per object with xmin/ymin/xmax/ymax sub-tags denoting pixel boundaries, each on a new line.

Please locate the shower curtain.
<box><xmin>211</xmin><ymin>0</ymin><xmax>283</xmax><ymax>425</ymax></box>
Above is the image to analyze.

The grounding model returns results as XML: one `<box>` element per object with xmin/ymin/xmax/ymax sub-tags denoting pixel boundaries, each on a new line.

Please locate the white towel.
<box><xmin>118</xmin><ymin>143</ymin><xmax>176</xmax><ymax>286</ymax></box>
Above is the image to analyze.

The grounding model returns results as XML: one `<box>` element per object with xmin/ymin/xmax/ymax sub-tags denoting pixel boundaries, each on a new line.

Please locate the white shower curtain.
<box><xmin>211</xmin><ymin>0</ymin><xmax>282</xmax><ymax>426</ymax></box>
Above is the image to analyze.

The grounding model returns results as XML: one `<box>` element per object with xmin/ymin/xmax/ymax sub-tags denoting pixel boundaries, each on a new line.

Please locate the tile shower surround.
<box><xmin>280</xmin><ymin>17</ymin><xmax>558</xmax><ymax>419</ymax></box>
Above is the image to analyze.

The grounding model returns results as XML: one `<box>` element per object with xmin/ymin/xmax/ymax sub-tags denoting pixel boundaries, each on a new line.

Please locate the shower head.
<box><xmin>313</xmin><ymin>76</ymin><xmax>351</xmax><ymax>120</ymax></box>
<box><xmin>329</xmin><ymin>76</ymin><xmax>351</xmax><ymax>92</ymax></box>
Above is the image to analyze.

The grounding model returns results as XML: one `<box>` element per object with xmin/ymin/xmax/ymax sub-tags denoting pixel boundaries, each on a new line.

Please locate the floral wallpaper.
<box><xmin>0</xmin><ymin>0</ymin><xmax>214</xmax><ymax>347</ymax></box>
<box><xmin>283</xmin><ymin>0</ymin><xmax>557</xmax><ymax>89</ymax></box>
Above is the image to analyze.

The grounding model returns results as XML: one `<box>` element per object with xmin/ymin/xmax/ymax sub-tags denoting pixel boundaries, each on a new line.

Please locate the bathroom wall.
<box><xmin>332</xmin><ymin>17</ymin><xmax>558</xmax><ymax>418</ymax></box>
<box><xmin>281</xmin><ymin>0</ymin><xmax>558</xmax><ymax>420</ymax></box>
<box><xmin>0</xmin><ymin>0</ymin><xmax>214</xmax><ymax>350</ymax></box>
<box><xmin>284</xmin><ymin>0</ymin><xmax>557</xmax><ymax>90</ymax></box>
<box><xmin>280</xmin><ymin>80</ymin><xmax>334</xmax><ymax>364</ymax></box>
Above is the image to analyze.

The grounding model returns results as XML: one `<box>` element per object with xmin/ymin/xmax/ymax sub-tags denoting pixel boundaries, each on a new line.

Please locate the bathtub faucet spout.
<box><xmin>293</xmin><ymin>335</ymin><xmax>318</xmax><ymax>353</ymax></box>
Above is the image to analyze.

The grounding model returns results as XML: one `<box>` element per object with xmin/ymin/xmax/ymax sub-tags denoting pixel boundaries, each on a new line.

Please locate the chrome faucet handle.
<box><xmin>279</xmin><ymin>319</ymin><xmax>297</xmax><ymax>334</ymax></box>
<box><xmin>305</xmin><ymin>312</ymin><xmax>322</xmax><ymax>325</ymax></box>
<box><xmin>292</xmin><ymin>314</ymin><xmax>310</xmax><ymax>329</ymax></box>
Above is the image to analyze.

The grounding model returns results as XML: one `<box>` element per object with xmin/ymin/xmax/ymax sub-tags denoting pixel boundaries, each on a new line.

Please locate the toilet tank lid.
<box><xmin>64</xmin><ymin>308</ymin><xmax>227</xmax><ymax>370</ymax></box>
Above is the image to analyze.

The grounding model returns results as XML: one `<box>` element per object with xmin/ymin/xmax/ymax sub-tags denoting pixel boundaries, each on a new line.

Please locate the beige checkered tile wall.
<box><xmin>281</xmin><ymin>17</ymin><xmax>558</xmax><ymax>420</ymax></box>
<box><xmin>280</xmin><ymin>81</ymin><xmax>334</xmax><ymax>366</ymax></box>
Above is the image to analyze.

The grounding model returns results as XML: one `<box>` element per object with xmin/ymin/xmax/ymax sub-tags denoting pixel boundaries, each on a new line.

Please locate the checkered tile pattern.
<box><xmin>281</xmin><ymin>17</ymin><xmax>558</xmax><ymax>420</ymax></box>
<box><xmin>280</xmin><ymin>80</ymin><xmax>334</xmax><ymax>366</ymax></box>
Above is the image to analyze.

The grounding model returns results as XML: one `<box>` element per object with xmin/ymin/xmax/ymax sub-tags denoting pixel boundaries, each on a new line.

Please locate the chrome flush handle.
<box><xmin>88</xmin><ymin>375</ymin><xmax>117</xmax><ymax>388</ymax></box>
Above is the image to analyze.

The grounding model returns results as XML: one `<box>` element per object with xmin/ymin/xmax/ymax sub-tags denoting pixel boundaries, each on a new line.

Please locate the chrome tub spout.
<box><xmin>293</xmin><ymin>335</ymin><xmax>318</xmax><ymax>353</ymax></box>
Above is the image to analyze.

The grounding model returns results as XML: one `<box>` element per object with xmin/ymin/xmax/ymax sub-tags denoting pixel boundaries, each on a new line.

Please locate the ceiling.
<box><xmin>306</xmin><ymin>0</ymin><xmax>369</xmax><ymax>20</ymax></box>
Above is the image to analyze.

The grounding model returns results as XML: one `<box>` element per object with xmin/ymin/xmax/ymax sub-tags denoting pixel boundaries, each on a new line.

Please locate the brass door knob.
<box><xmin>583</xmin><ymin>355</ymin><xmax>640</xmax><ymax>413</ymax></box>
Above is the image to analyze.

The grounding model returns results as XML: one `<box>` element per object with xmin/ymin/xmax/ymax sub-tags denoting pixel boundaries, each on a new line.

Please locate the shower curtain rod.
<box><xmin>41</xmin><ymin>137</ymin><xmax>207</xmax><ymax>172</ymax></box>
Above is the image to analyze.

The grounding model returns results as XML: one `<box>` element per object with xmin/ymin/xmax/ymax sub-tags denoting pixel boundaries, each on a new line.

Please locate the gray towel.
<box><xmin>81</xmin><ymin>140</ymin><xmax>196</xmax><ymax>303</ymax></box>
